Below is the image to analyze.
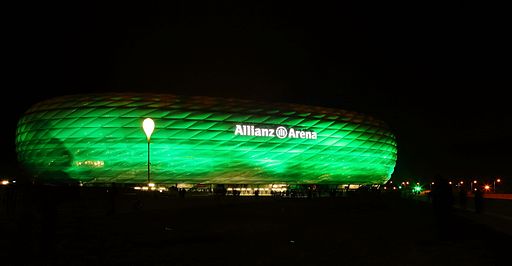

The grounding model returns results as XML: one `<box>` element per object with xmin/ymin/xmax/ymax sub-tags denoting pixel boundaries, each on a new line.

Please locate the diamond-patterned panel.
<box><xmin>16</xmin><ymin>93</ymin><xmax>397</xmax><ymax>184</ymax></box>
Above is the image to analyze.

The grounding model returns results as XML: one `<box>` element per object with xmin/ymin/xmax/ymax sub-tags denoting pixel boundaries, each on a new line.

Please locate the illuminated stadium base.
<box><xmin>16</xmin><ymin>93</ymin><xmax>397</xmax><ymax>185</ymax></box>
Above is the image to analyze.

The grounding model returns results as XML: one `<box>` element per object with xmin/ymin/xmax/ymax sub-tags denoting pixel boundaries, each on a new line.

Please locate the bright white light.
<box><xmin>143</xmin><ymin>118</ymin><xmax>155</xmax><ymax>141</ymax></box>
<box><xmin>148</xmin><ymin>183</ymin><xmax>155</xmax><ymax>187</ymax></box>
<box><xmin>1</xmin><ymin>180</ymin><xmax>9</xmax><ymax>185</ymax></box>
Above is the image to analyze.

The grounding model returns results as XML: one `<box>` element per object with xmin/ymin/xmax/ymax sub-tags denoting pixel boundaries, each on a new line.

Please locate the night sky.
<box><xmin>2</xmin><ymin>1</ymin><xmax>510</xmax><ymax>180</ymax></box>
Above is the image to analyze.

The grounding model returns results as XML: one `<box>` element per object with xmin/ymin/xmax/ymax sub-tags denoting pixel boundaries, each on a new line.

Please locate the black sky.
<box><xmin>2</xmin><ymin>1</ymin><xmax>511</xmax><ymax>180</ymax></box>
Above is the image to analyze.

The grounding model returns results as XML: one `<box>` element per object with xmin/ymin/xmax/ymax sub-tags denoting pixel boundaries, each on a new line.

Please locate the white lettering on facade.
<box><xmin>234</xmin><ymin>124</ymin><xmax>317</xmax><ymax>140</ymax></box>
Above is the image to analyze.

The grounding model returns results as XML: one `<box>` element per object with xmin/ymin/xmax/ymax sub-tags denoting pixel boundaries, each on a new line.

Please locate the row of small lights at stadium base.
<box><xmin>382</xmin><ymin>178</ymin><xmax>502</xmax><ymax>192</ymax></box>
<box><xmin>132</xmin><ymin>183</ymin><xmax>290</xmax><ymax>193</ymax></box>
<box><xmin>0</xmin><ymin>178</ymin><xmax>502</xmax><ymax>193</ymax></box>
<box><xmin>131</xmin><ymin>184</ymin><xmax>368</xmax><ymax>194</ymax></box>
<box><xmin>134</xmin><ymin>183</ymin><xmax>168</xmax><ymax>192</ymax></box>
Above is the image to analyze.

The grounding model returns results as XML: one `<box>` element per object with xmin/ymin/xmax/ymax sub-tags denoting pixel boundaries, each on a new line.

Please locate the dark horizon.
<box><xmin>2</xmin><ymin>1</ymin><xmax>510</xmax><ymax>180</ymax></box>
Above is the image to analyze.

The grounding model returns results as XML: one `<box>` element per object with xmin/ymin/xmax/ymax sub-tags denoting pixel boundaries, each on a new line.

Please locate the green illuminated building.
<box><xmin>16</xmin><ymin>93</ymin><xmax>397</xmax><ymax>185</ymax></box>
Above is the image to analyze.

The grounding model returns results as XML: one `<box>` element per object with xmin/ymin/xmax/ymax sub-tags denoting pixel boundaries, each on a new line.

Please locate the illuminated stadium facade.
<box><xmin>16</xmin><ymin>93</ymin><xmax>397</xmax><ymax>188</ymax></box>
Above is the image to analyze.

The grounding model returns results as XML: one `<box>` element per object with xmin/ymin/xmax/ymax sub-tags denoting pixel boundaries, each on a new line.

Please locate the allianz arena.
<box><xmin>16</xmin><ymin>93</ymin><xmax>397</xmax><ymax>186</ymax></box>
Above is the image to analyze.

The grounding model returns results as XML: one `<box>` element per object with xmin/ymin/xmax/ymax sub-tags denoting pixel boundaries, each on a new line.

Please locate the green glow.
<box><xmin>413</xmin><ymin>186</ymin><xmax>422</xmax><ymax>192</ymax></box>
<box><xmin>16</xmin><ymin>94</ymin><xmax>397</xmax><ymax>184</ymax></box>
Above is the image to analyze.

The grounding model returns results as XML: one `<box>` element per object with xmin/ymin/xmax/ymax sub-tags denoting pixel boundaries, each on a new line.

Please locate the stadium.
<box><xmin>16</xmin><ymin>93</ymin><xmax>397</xmax><ymax>193</ymax></box>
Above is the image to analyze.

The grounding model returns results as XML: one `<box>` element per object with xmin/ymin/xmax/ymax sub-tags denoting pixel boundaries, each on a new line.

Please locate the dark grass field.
<box><xmin>1</xmin><ymin>187</ymin><xmax>510</xmax><ymax>265</ymax></box>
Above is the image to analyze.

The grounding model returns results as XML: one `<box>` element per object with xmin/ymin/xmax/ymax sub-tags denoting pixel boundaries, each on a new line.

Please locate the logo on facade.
<box><xmin>234</xmin><ymin>124</ymin><xmax>317</xmax><ymax>140</ymax></box>
<box><xmin>275</xmin><ymin>126</ymin><xmax>287</xmax><ymax>139</ymax></box>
